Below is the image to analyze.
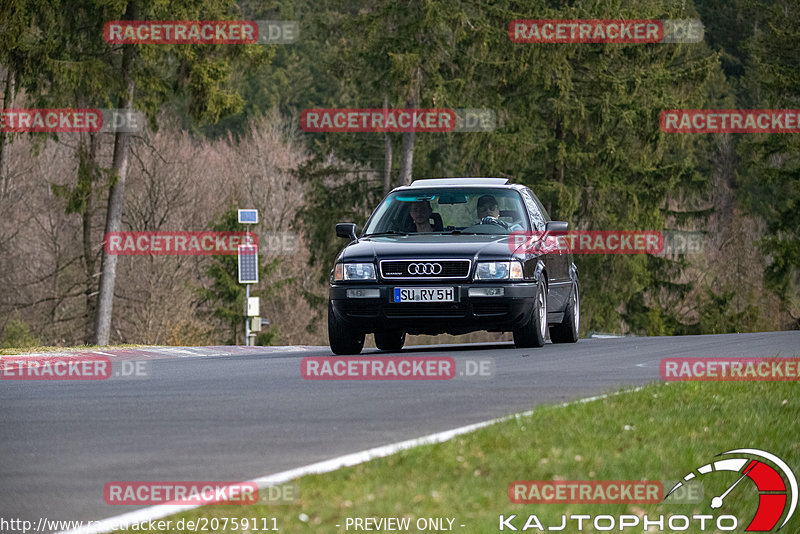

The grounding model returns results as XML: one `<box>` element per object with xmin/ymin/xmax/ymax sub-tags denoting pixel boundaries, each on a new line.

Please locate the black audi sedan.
<box><xmin>328</xmin><ymin>178</ymin><xmax>579</xmax><ymax>354</ymax></box>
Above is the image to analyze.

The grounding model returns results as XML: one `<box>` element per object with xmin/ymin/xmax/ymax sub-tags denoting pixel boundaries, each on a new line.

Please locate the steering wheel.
<box><xmin>480</xmin><ymin>216</ymin><xmax>510</xmax><ymax>229</ymax></box>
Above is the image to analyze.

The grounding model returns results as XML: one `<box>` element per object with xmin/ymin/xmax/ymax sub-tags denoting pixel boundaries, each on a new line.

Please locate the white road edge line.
<box><xmin>1</xmin><ymin>346</ymin><xmax>319</xmax><ymax>359</ymax></box>
<box><xmin>58</xmin><ymin>386</ymin><xmax>646</xmax><ymax>534</ymax></box>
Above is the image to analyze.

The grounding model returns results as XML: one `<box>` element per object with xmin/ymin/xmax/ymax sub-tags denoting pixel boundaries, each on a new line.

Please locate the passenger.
<box><xmin>409</xmin><ymin>200</ymin><xmax>434</xmax><ymax>232</ymax></box>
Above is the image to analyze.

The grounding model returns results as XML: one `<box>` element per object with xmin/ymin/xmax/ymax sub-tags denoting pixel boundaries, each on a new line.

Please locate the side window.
<box><xmin>521</xmin><ymin>189</ymin><xmax>546</xmax><ymax>231</ymax></box>
<box><xmin>534</xmin><ymin>195</ymin><xmax>551</xmax><ymax>222</ymax></box>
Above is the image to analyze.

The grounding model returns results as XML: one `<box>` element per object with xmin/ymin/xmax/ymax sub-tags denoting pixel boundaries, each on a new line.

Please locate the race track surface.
<box><xmin>1</xmin><ymin>331</ymin><xmax>798</xmax><ymax>530</ymax></box>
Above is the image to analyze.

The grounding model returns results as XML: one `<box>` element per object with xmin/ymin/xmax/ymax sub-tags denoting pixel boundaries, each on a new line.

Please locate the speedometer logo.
<box><xmin>666</xmin><ymin>448</ymin><xmax>797</xmax><ymax>531</ymax></box>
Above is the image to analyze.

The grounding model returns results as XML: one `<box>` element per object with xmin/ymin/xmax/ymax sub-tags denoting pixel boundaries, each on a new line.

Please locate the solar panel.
<box><xmin>238</xmin><ymin>209</ymin><xmax>259</xmax><ymax>224</ymax></box>
<box><xmin>238</xmin><ymin>244</ymin><xmax>259</xmax><ymax>283</ymax></box>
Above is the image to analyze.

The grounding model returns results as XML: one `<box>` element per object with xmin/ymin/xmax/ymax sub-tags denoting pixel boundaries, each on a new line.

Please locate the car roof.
<box><xmin>395</xmin><ymin>178</ymin><xmax>515</xmax><ymax>191</ymax></box>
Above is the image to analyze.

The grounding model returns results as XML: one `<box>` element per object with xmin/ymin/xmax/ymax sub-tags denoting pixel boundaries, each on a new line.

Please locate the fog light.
<box><xmin>347</xmin><ymin>288</ymin><xmax>380</xmax><ymax>298</ymax></box>
<box><xmin>468</xmin><ymin>287</ymin><xmax>505</xmax><ymax>297</ymax></box>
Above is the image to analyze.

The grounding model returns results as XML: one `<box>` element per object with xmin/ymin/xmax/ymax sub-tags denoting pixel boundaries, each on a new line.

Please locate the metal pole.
<box><xmin>245</xmin><ymin>283</ymin><xmax>250</xmax><ymax>346</ymax></box>
<box><xmin>245</xmin><ymin>223</ymin><xmax>251</xmax><ymax>347</ymax></box>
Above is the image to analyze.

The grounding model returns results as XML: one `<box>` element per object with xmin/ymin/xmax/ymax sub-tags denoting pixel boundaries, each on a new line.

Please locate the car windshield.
<box><xmin>363</xmin><ymin>188</ymin><xmax>530</xmax><ymax>236</ymax></box>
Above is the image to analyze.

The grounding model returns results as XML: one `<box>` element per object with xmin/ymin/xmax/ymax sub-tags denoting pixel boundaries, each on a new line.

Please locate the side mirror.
<box><xmin>336</xmin><ymin>222</ymin><xmax>358</xmax><ymax>240</ymax></box>
<box><xmin>545</xmin><ymin>221</ymin><xmax>568</xmax><ymax>233</ymax></box>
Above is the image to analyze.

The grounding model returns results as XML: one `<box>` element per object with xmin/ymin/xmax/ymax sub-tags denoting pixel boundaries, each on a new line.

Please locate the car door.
<box><xmin>520</xmin><ymin>188</ymin><xmax>571</xmax><ymax>313</ymax></box>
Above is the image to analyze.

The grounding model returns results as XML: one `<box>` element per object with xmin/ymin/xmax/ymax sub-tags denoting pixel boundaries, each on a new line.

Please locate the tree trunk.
<box><xmin>398</xmin><ymin>95</ymin><xmax>417</xmax><ymax>185</ymax></box>
<box><xmin>83</xmin><ymin>133</ymin><xmax>99</xmax><ymax>343</ymax></box>
<box><xmin>383</xmin><ymin>95</ymin><xmax>393</xmax><ymax>194</ymax></box>
<box><xmin>0</xmin><ymin>66</ymin><xmax>15</xmax><ymax>198</ymax></box>
<box><xmin>93</xmin><ymin>1</ymin><xmax>136</xmax><ymax>345</ymax></box>
<box><xmin>398</xmin><ymin>68</ymin><xmax>421</xmax><ymax>186</ymax></box>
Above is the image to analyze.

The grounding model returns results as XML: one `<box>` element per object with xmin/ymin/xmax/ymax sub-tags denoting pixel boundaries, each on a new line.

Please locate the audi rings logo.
<box><xmin>407</xmin><ymin>263</ymin><xmax>443</xmax><ymax>275</ymax></box>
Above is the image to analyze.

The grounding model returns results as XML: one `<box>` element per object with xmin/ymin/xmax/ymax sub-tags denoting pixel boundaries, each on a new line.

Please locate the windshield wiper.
<box><xmin>363</xmin><ymin>231</ymin><xmax>409</xmax><ymax>237</ymax></box>
<box><xmin>433</xmin><ymin>230</ymin><xmax>481</xmax><ymax>235</ymax></box>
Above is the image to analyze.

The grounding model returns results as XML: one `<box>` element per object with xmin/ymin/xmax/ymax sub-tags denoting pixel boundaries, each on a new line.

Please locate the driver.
<box><xmin>476</xmin><ymin>195</ymin><xmax>522</xmax><ymax>230</ymax></box>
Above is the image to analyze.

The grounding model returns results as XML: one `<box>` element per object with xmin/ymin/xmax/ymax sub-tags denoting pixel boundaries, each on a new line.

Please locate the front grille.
<box><xmin>380</xmin><ymin>259</ymin><xmax>470</xmax><ymax>279</ymax></box>
<box><xmin>384</xmin><ymin>303</ymin><xmax>467</xmax><ymax>318</ymax></box>
<box><xmin>473</xmin><ymin>302</ymin><xmax>509</xmax><ymax>316</ymax></box>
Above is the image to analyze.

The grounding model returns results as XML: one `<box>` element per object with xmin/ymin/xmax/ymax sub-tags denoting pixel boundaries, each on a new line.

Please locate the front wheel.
<box><xmin>328</xmin><ymin>302</ymin><xmax>365</xmax><ymax>355</ymax></box>
<box><xmin>374</xmin><ymin>331</ymin><xmax>406</xmax><ymax>352</ymax></box>
<box><xmin>513</xmin><ymin>279</ymin><xmax>547</xmax><ymax>348</ymax></box>
<box><xmin>550</xmin><ymin>281</ymin><xmax>580</xmax><ymax>343</ymax></box>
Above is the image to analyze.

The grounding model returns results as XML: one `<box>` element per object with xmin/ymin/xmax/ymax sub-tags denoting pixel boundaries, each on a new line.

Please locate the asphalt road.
<box><xmin>1</xmin><ymin>331</ymin><xmax>798</xmax><ymax>530</ymax></box>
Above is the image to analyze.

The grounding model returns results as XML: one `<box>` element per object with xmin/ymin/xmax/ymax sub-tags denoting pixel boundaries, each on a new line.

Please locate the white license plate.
<box><xmin>393</xmin><ymin>287</ymin><xmax>455</xmax><ymax>303</ymax></box>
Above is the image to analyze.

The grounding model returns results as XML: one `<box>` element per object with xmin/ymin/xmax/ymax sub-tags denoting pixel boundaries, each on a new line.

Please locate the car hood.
<box><xmin>338</xmin><ymin>234</ymin><xmax>517</xmax><ymax>263</ymax></box>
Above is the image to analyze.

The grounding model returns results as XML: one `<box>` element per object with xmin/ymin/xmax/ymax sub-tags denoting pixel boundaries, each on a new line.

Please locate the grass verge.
<box><xmin>128</xmin><ymin>381</ymin><xmax>798</xmax><ymax>533</ymax></box>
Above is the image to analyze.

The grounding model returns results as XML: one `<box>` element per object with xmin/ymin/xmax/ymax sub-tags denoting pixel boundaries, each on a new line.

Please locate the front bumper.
<box><xmin>329</xmin><ymin>282</ymin><xmax>538</xmax><ymax>335</ymax></box>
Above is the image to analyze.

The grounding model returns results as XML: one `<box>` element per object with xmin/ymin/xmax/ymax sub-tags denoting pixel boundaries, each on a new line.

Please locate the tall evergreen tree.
<box><xmin>738</xmin><ymin>0</ymin><xmax>800</xmax><ymax>324</ymax></box>
<box><xmin>297</xmin><ymin>0</ymin><xmax>722</xmax><ymax>334</ymax></box>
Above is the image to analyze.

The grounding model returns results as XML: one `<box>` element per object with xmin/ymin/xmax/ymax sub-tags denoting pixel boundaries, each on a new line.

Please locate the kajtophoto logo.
<box><xmin>666</xmin><ymin>448</ymin><xmax>797</xmax><ymax>532</ymax></box>
<box><xmin>498</xmin><ymin>448</ymin><xmax>796</xmax><ymax>531</ymax></box>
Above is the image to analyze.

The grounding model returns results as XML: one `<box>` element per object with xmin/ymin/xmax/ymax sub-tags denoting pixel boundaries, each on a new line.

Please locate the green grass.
<box><xmin>128</xmin><ymin>381</ymin><xmax>798</xmax><ymax>533</ymax></box>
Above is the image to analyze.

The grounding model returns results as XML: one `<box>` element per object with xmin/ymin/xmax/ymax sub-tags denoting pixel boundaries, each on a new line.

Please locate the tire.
<box><xmin>550</xmin><ymin>281</ymin><xmax>580</xmax><ymax>344</ymax></box>
<box><xmin>328</xmin><ymin>302</ymin><xmax>365</xmax><ymax>355</ymax></box>
<box><xmin>374</xmin><ymin>331</ymin><xmax>406</xmax><ymax>352</ymax></box>
<box><xmin>513</xmin><ymin>278</ymin><xmax>548</xmax><ymax>348</ymax></box>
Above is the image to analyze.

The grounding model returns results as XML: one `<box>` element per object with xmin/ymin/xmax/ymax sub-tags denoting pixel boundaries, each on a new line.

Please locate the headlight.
<box><xmin>475</xmin><ymin>261</ymin><xmax>523</xmax><ymax>280</ymax></box>
<box><xmin>333</xmin><ymin>263</ymin><xmax>377</xmax><ymax>281</ymax></box>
